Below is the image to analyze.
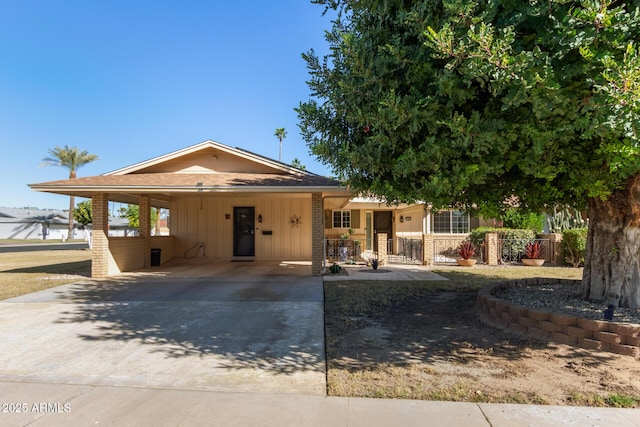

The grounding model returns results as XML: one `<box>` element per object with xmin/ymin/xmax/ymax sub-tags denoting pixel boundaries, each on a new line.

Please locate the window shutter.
<box><xmin>325</xmin><ymin>210</ymin><xmax>333</xmax><ymax>229</ymax></box>
<box><xmin>351</xmin><ymin>210</ymin><xmax>361</xmax><ymax>229</ymax></box>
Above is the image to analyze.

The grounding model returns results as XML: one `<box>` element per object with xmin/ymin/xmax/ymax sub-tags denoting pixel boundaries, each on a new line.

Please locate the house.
<box><xmin>0</xmin><ymin>208</ymin><xmax>72</xmax><ymax>240</ymax></box>
<box><xmin>324</xmin><ymin>197</ymin><xmax>491</xmax><ymax>264</ymax></box>
<box><xmin>0</xmin><ymin>208</ymin><xmax>142</xmax><ymax>240</ymax></box>
<box><xmin>30</xmin><ymin>140</ymin><xmax>351</xmax><ymax>277</ymax></box>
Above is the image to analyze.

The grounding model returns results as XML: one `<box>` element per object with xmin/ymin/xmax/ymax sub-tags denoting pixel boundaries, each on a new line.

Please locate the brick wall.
<box><xmin>422</xmin><ymin>234</ymin><xmax>433</xmax><ymax>265</ymax></box>
<box><xmin>311</xmin><ymin>193</ymin><xmax>323</xmax><ymax>275</ymax></box>
<box><xmin>477</xmin><ymin>279</ymin><xmax>640</xmax><ymax>357</ymax></box>
<box><xmin>139</xmin><ymin>196</ymin><xmax>151</xmax><ymax>269</ymax></box>
<box><xmin>485</xmin><ymin>232</ymin><xmax>498</xmax><ymax>265</ymax></box>
<box><xmin>91</xmin><ymin>193</ymin><xmax>109</xmax><ymax>278</ymax></box>
<box><xmin>377</xmin><ymin>232</ymin><xmax>387</xmax><ymax>266</ymax></box>
<box><xmin>108</xmin><ymin>237</ymin><xmax>144</xmax><ymax>275</ymax></box>
<box><xmin>539</xmin><ymin>233</ymin><xmax>563</xmax><ymax>265</ymax></box>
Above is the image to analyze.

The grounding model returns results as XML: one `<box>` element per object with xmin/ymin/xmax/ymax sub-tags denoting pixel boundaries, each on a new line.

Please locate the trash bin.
<box><xmin>150</xmin><ymin>248</ymin><xmax>161</xmax><ymax>266</ymax></box>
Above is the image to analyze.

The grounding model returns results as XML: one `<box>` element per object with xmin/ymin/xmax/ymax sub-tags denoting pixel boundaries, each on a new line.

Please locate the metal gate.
<box><xmin>387</xmin><ymin>238</ymin><xmax>422</xmax><ymax>264</ymax></box>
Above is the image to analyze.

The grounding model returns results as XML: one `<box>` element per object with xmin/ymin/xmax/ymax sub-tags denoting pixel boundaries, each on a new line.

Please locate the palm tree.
<box><xmin>41</xmin><ymin>145</ymin><xmax>99</xmax><ymax>239</ymax></box>
<box><xmin>291</xmin><ymin>157</ymin><xmax>306</xmax><ymax>170</ymax></box>
<box><xmin>274</xmin><ymin>128</ymin><xmax>287</xmax><ymax>162</ymax></box>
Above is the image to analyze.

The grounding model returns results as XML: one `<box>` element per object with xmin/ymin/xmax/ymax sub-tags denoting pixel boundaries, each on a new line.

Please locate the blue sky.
<box><xmin>0</xmin><ymin>1</ymin><xmax>335</xmax><ymax>210</ymax></box>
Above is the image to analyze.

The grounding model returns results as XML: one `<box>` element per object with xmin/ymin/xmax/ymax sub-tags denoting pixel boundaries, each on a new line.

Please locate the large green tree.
<box><xmin>124</xmin><ymin>205</ymin><xmax>158</xmax><ymax>230</ymax></box>
<box><xmin>72</xmin><ymin>200</ymin><xmax>93</xmax><ymax>227</ymax></box>
<box><xmin>298</xmin><ymin>0</ymin><xmax>640</xmax><ymax>308</ymax></box>
<box><xmin>41</xmin><ymin>145</ymin><xmax>99</xmax><ymax>238</ymax></box>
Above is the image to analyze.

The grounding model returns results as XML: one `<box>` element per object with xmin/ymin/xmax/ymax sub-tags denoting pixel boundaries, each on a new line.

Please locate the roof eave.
<box><xmin>29</xmin><ymin>184</ymin><xmax>349</xmax><ymax>194</ymax></box>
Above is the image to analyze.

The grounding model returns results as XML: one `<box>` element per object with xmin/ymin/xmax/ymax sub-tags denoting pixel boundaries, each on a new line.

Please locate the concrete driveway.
<box><xmin>0</xmin><ymin>261</ymin><xmax>325</xmax><ymax>395</ymax></box>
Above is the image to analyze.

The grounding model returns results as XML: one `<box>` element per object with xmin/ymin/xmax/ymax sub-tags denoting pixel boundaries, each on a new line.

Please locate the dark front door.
<box><xmin>374</xmin><ymin>211</ymin><xmax>393</xmax><ymax>251</ymax></box>
<box><xmin>234</xmin><ymin>207</ymin><xmax>255</xmax><ymax>257</ymax></box>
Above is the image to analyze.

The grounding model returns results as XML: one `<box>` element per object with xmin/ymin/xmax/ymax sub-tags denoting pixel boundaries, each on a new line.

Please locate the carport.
<box><xmin>29</xmin><ymin>140</ymin><xmax>351</xmax><ymax>278</ymax></box>
<box><xmin>0</xmin><ymin>264</ymin><xmax>326</xmax><ymax>395</ymax></box>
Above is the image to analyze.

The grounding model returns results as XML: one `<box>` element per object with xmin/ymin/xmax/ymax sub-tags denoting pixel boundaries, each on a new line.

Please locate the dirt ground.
<box><xmin>326</xmin><ymin>290</ymin><xmax>640</xmax><ymax>406</ymax></box>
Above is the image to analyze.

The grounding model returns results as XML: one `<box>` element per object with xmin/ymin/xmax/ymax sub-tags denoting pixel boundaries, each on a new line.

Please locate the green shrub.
<box><xmin>498</xmin><ymin>228</ymin><xmax>536</xmax><ymax>241</ymax></box>
<box><xmin>501</xmin><ymin>209</ymin><xmax>545</xmax><ymax>233</ymax></box>
<box><xmin>563</xmin><ymin>228</ymin><xmax>588</xmax><ymax>267</ymax></box>
<box><xmin>469</xmin><ymin>227</ymin><xmax>499</xmax><ymax>247</ymax></box>
<box><xmin>498</xmin><ymin>229</ymin><xmax>536</xmax><ymax>259</ymax></box>
<box><xmin>469</xmin><ymin>227</ymin><xmax>536</xmax><ymax>261</ymax></box>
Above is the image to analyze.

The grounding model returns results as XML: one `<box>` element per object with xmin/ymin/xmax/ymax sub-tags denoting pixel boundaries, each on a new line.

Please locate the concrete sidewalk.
<box><xmin>1</xmin><ymin>381</ymin><xmax>638</xmax><ymax>427</ymax></box>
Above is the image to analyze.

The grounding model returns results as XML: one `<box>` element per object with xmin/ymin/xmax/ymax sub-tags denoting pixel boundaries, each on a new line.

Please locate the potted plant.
<box><xmin>456</xmin><ymin>241</ymin><xmax>477</xmax><ymax>266</ymax></box>
<box><xmin>522</xmin><ymin>240</ymin><xmax>545</xmax><ymax>266</ymax></box>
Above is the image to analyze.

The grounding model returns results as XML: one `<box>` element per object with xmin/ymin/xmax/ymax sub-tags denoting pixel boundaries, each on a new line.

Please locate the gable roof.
<box><xmin>105</xmin><ymin>140</ymin><xmax>314</xmax><ymax>177</ymax></box>
<box><xmin>29</xmin><ymin>140</ymin><xmax>349</xmax><ymax>205</ymax></box>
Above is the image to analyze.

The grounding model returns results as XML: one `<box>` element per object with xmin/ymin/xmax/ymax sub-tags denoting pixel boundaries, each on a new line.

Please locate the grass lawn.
<box><xmin>0</xmin><ymin>249</ymin><xmax>91</xmax><ymax>300</ymax></box>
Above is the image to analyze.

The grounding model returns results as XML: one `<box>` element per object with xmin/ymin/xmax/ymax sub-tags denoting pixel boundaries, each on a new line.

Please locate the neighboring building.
<box><xmin>0</xmin><ymin>208</ymin><xmax>72</xmax><ymax>240</ymax></box>
<box><xmin>0</xmin><ymin>207</ymin><xmax>143</xmax><ymax>240</ymax></box>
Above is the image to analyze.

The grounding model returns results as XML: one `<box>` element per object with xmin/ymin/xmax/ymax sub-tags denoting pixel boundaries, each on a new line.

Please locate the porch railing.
<box><xmin>433</xmin><ymin>237</ymin><xmax>469</xmax><ymax>263</ymax></box>
<box><xmin>498</xmin><ymin>238</ymin><xmax>550</xmax><ymax>264</ymax></box>
<box><xmin>324</xmin><ymin>238</ymin><xmax>361</xmax><ymax>264</ymax></box>
<box><xmin>387</xmin><ymin>238</ymin><xmax>422</xmax><ymax>264</ymax></box>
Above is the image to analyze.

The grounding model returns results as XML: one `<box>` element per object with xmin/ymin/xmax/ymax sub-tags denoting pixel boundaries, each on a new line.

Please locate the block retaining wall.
<box><xmin>477</xmin><ymin>278</ymin><xmax>640</xmax><ymax>357</ymax></box>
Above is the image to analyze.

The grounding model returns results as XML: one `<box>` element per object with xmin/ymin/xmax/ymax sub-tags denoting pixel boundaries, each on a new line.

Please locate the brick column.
<box><xmin>422</xmin><ymin>233</ymin><xmax>433</xmax><ymax>265</ymax></box>
<box><xmin>540</xmin><ymin>233</ymin><xmax>563</xmax><ymax>265</ymax></box>
<box><xmin>139</xmin><ymin>196</ymin><xmax>151</xmax><ymax>268</ymax></box>
<box><xmin>377</xmin><ymin>232</ymin><xmax>387</xmax><ymax>266</ymax></box>
<box><xmin>485</xmin><ymin>232</ymin><xmax>498</xmax><ymax>265</ymax></box>
<box><xmin>91</xmin><ymin>193</ymin><xmax>109</xmax><ymax>278</ymax></box>
<box><xmin>311</xmin><ymin>193</ymin><xmax>324</xmax><ymax>275</ymax></box>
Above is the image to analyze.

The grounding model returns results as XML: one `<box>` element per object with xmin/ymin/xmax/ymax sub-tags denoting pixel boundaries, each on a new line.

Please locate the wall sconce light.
<box><xmin>399</xmin><ymin>215</ymin><xmax>405</xmax><ymax>223</ymax></box>
<box><xmin>196</xmin><ymin>182</ymin><xmax>203</xmax><ymax>192</ymax></box>
<box><xmin>258</xmin><ymin>214</ymin><xmax>263</xmax><ymax>223</ymax></box>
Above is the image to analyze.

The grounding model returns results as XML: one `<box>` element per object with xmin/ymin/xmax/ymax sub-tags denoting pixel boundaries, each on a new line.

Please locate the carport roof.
<box><xmin>29</xmin><ymin>140</ymin><xmax>351</xmax><ymax>205</ymax></box>
<box><xmin>30</xmin><ymin>172</ymin><xmax>344</xmax><ymax>193</ymax></box>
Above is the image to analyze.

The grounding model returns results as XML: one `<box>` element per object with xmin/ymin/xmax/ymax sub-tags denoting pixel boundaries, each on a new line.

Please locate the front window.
<box><xmin>333</xmin><ymin>210</ymin><xmax>351</xmax><ymax>228</ymax></box>
<box><xmin>433</xmin><ymin>210</ymin><xmax>469</xmax><ymax>234</ymax></box>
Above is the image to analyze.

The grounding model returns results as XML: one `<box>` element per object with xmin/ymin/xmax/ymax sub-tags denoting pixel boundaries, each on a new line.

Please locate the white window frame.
<box><xmin>432</xmin><ymin>210</ymin><xmax>470</xmax><ymax>234</ymax></box>
<box><xmin>333</xmin><ymin>210</ymin><xmax>351</xmax><ymax>228</ymax></box>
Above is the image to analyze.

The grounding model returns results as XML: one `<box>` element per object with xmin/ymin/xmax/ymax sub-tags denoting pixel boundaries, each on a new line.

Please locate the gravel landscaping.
<box><xmin>497</xmin><ymin>282</ymin><xmax>640</xmax><ymax>324</ymax></box>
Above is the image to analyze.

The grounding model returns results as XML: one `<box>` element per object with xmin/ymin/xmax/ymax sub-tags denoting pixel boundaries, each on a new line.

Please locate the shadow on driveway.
<box><xmin>0</xmin><ymin>275</ymin><xmax>326</xmax><ymax>394</ymax></box>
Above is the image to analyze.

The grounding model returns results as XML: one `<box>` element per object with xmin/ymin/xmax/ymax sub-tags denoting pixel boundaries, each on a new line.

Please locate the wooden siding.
<box><xmin>171</xmin><ymin>197</ymin><xmax>312</xmax><ymax>260</ymax></box>
<box><xmin>132</xmin><ymin>147</ymin><xmax>280</xmax><ymax>174</ymax></box>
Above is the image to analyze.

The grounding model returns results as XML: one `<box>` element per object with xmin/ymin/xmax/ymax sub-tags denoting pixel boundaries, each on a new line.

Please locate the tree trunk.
<box><xmin>68</xmin><ymin>170</ymin><xmax>76</xmax><ymax>240</ymax></box>
<box><xmin>68</xmin><ymin>195</ymin><xmax>75</xmax><ymax>240</ymax></box>
<box><xmin>583</xmin><ymin>174</ymin><xmax>640</xmax><ymax>310</ymax></box>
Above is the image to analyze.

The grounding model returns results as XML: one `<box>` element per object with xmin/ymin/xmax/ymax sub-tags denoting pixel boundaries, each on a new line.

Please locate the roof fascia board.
<box><xmin>104</xmin><ymin>140</ymin><xmax>310</xmax><ymax>177</ymax></box>
<box><xmin>29</xmin><ymin>184</ymin><xmax>348</xmax><ymax>194</ymax></box>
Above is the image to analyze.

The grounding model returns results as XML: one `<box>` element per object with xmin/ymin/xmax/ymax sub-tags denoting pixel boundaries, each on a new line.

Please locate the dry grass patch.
<box><xmin>0</xmin><ymin>250</ymin><xmax>91</xmax><ymax>300</ymax></box>
<box><xmin>432</xmin><ymin>264</ymin><xmax>583</xmax><ymax>286</ymax></box>
<box><xmin>324</xmin><ymin>265</ymin><xmax>640</xmax><ymax>407</ymax></box>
